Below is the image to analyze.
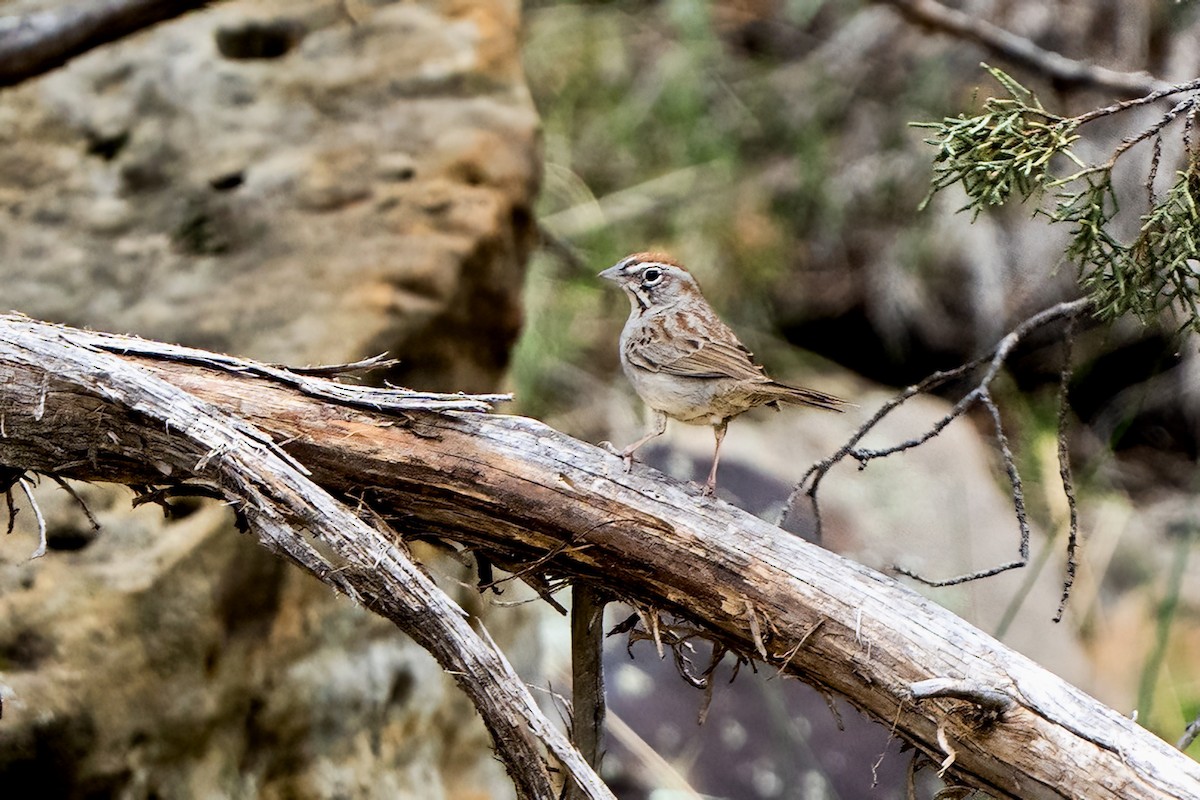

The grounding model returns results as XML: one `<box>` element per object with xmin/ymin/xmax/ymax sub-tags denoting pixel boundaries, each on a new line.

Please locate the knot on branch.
<box><xmin>910</xmin><ymin>677</ymin><xmax>1015</xmax><ymax>727</ymax></box>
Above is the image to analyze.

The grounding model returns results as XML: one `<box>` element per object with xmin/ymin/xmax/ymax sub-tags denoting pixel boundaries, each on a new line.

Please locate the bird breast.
<box><xmin>618</xmin><ymin>310</ymin><xmax>747</xmax><ymax>425</ymax></box>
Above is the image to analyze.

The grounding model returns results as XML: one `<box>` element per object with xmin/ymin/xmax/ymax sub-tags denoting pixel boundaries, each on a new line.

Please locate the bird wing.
<box><xmin>625</xmin><ymin>311</ymin><xmax>767</xmax><ymax>381</ymax></box>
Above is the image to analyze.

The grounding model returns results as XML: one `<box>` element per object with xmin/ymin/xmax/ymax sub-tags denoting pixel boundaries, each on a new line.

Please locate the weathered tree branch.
<box><xmin>879</xmin><ymin>0</ymin><xmax>1174</xmax><ymax>97</ymax></box>
<box><xmin>0</xmin><ymin>315</ymin><xmax>609</xmax><ymax>800</ymax></box>
<box><xmin>0</xmin><ymin>0</ymin><xmax>220</xmax><ymax>88</ymax></box>
<box><xmin>1</xmin><ymin>315</ymin><xmax>1199</xmax><ymax>799</ymax></box>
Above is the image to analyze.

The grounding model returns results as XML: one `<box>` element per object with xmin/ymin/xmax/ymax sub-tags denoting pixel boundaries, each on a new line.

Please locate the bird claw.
<box><xmin>598</xmin><ymin>441</ymin><xmax>635</xmax><ymax>472</ymax></box>
<box><xmin>600</xmin><ymin>441</ymin><xmax>638</xmax><ymax>472</ymax></box>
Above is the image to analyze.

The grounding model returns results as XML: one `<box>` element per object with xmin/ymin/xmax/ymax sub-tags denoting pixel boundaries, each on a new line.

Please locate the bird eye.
<box><xmin>642</xmin><ymin>267</ymin><xmax>663</xmax><ymax>285</ymax></box>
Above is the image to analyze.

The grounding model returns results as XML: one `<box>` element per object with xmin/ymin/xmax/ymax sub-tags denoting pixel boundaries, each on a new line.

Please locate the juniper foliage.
<box><xmin>918</xmin><ymin>65</ymin><xmax>1200</xmax><ymax>332</ymax></box>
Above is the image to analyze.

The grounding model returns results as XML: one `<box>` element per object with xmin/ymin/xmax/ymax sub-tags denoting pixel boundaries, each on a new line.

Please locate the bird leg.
<box><xmin>703</xmin><ymin>420</ymin><xmax>728</xmax><ymax>497</ymax></box>
<box><xmin>603</xmin><ymin>411</ymin><xmax>667</xmax><ymax>472</ymax></box>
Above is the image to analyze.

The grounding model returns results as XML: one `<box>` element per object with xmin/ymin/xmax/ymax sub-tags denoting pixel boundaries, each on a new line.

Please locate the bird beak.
<box><xmin>598</xmin><ymin>263</ymin><xmax>623</xmax><ymax>282</ymax></box>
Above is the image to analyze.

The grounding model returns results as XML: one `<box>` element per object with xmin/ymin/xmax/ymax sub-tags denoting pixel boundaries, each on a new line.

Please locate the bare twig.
<box><xmin>4</xmin><ymin>486</ymin><xmax>16</xmax><ymax>535</ymax></box>
<box><xmin>275</xmin><ymin>353</ymin><xmax>400</xmax><ymax>377</ymax></box>
<box><xmin>1073</xmin><ymin>78</ymin><xmax>1200</xmax><ymax>127</ymax></box>
<box><xmin>879</xmin><ymin>0</ymin><xmax>1175</xmax><ymax>97</ymax></box>
<box><xmin>1</xmin><ymin>465</ymin><xmax>22</xmax><ymax>535</ymax></box>
<box><xmin>1103</xmin><ymin>97</ymin><xmax>1199</xmax><ymax>170</ymax></box>
<box><xmin>894</xmin><ymin>391</ymin><xmax>1032</xmax><ymax>586</ymax></box>
<box><xmin>131</xmin><ymin>483</ymin><xmax>226</xmax><ymax>515</ymax></box>
<box><xmin>1053</xmin><ymin>317</ymin><xmax>1080</xmax><ymax>623</ymax></box>
<box><xmin>49</xmin><ymin>475</ymin><xmax>101</xmax><ymax>533</ymax></box>
<box><xmin>778</xmin><ymin>355</ymin><xmax>987</xmax><ymax>529</ymax></box>
<box><xmin>935</xmin><ymin>721</ymin><xmax>957</xmax><ymax>776</ymax></box>
<box><xmin>17</xmin><ymin>476</ymin><xmax>46</xmax><ymax>559</ymax></box>
<box><xmin>1185</xmin><ymin>104</ymin><xmax>1198</xmax><ymax>158</ymax></box>
<box><xmin>1179</xmin><ymin>714</ymin><xmax>1200</xmax><ymax>752</ymax></box>
<box><xmin>80</xmin><ymin>325</ymin><xmax>509</xmax><ymax>413</ymax></box>
<box><xmin>785</xmin><ymin>300</ymin><xmax>1087</xmax><ymax>511</ymax></box>
<box><xmin>785</xmin><ymin>298</ymin><xmax>1090</xmax><ymax>597</ymax></box>
<box><xmin>0</xmin><ymin>0</ymin><xmax>222</xmax><ymax>88</ymax></box>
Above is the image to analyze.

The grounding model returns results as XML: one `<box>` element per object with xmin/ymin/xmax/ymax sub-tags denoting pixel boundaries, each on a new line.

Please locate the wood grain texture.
<box><xmin>1</xmin><ymin>314</ymin><xmax>1198</xmax><ymax>799</ymax></box>
<box><xmin>0</xmin><ymin>315</ymin><xmax>609</xmax><ymax>800</ymax></box>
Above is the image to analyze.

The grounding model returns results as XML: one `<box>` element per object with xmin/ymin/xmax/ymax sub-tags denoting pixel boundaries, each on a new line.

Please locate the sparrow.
<box><xmin>600</xmin><ymin>252</ymin><xmax>845</xmax><ymax>496</ymax></box>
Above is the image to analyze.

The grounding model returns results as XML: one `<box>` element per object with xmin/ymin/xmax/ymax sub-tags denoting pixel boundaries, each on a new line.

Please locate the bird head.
<box><xmin>599</xmin><ymin>252</ymin><xmax>701</xmax><ymax>312</ymax></box>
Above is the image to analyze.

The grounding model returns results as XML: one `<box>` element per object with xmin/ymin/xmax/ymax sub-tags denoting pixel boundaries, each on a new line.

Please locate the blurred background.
<box><xmin>1</xmin><ymin>0</ymin><xmax>1199</xmax><ymax>798</ymax></box>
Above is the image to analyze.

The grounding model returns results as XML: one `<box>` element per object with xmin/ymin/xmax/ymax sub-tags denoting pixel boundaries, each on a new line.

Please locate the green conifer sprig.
<box><xmin>918</xmin><ymin>65</ymin><xmax>1200</xmax><ymax>332</ymax></box>
<box><xmin>916</xmin><ymin>66</ymin><xmax>1081</xmax><ymax>217</ymax></box>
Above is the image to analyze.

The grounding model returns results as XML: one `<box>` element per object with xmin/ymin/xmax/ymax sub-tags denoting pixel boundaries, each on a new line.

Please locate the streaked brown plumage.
<box><xmin>600</xmin><ymin>252</ymin><xmax>845</xmax><ymax>496</ymax></box>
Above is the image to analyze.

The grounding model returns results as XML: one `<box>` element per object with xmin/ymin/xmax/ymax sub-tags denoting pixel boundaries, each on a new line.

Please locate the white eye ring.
<box><xmin>642</xmin><ymin>267</ymin><xmax>664</xmax><ymax>285</ymax></box>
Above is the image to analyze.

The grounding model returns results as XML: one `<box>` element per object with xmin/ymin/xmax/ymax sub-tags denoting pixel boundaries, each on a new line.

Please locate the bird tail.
<box><xmin>762</xmin><ymin>381</ymin><xmax>848</xmax><ymax>412</ymax></box>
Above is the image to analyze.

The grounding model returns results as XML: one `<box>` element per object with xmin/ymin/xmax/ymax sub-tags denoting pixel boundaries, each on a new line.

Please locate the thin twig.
<box><xmin>1073</xmin><ymin>77</ymin><xmax>1200</xmax><ymax>127</ymax></box>
<box><xmin>935</xmin><ymin>721</ymin><xmax>957</xmax><ymax>776</ymax></box>
<box><xmin>1053</xmin><ymin>317</ymin><xmax>1080</xmax><ymax>623</ymax></box>
<box><xmin>892</xmin><ymin>380</ymin><xmax>1030</xmax><ymax>587</ymax></box>
<box><xmin>1148</xmin><ymin>134</ymin><xmax>1164</xmax><ymax>206</ymax></box>
<box><xmin>4</xmin><ymin>487</ymin><xmax>16</xmax><ymax>535</ymax></box>
<box><xmin>1185</xmin><ymin>105</ymin><xmax>1197</xmax><ymax>158</ymax></box>
<box><xmin>880</xmin><ymin>0</ymin><xmax>1176</xmax><ymax>97</ymax></box>
<box><xmin>778</xmin><ymin>355</ymin><xmax>987</xmax><ymax>528</ymax></box>
<box><xmin>18</xmin><ymin>477</ymin><xmax>46</xmax><ymax>559</ymax></box>
<box><xmin>788</xmin><ymin>298</ymin><xmax>1090</xmax><ymax>594</ymax></box>
<box><xmin>783</xmin><ymin>298</ymin><xmax>1090</xmax><ymax>538</ymax></box>
<box><xmin>1179</xmin><ymin>714</ymin><xmax>1200</xmax><ymax>752</ymax></box>
<box><xmin>49</xmin><ymin>475</ymin><xmax>101</xmax><ymax>532</ymax></box>
<box><xmin>1104</xmin><ymin>98</ymin><xmax>1198</xmax><ymax>170</ymax></box>
<box><xmin>276</xmin><ymin>353</ymin><xmax>400</xmax><ymax>377</ymax></box>
<box><xmin>474</xmin><ymin>519</ymin><xmax>635</xmax><ymax>593</ymax></box>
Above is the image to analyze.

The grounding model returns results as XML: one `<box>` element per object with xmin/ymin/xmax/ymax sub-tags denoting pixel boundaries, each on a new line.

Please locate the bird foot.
<box><xmin>701</xmin><ymin>481</ymin><xmax>716</xmax><ymax>498</ymax></box>
<box><xmin>598</xmin><ymin>441</ymin><xmax>635</xmax><ymax>472</ymax></box>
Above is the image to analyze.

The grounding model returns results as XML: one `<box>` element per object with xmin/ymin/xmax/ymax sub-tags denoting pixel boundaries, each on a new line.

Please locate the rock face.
<box><xmin>0</xmin><ymin>1</ymin><xmax>540</xmax><ymax>797</ymax></box>
<box><xmin>0</xmin><ymin>0</ymin><xmax>538</xmax><ymax>389</ymax></box>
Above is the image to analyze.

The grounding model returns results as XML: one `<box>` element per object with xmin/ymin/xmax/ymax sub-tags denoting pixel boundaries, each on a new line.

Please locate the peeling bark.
<box><xmin>0</xmin><ymin>315</ymin><xmax>609</xmax><ymax>800</ymax></box>
<box><xmin>1</xmin><ymin>315</ymin><xmax>1198</xmax><ymax>799</ymax></box>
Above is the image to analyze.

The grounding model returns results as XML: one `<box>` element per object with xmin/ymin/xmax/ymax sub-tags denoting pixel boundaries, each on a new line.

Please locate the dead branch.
<box><xmin>878</xmin><ymin>0</ymin><xmax>1174</xmax><ymax>97</ymax></box>
<box><xmin>0</xmin><ymin>0</ymin><xmax>220</xmax><ymax>88</ymax></box>
<box><xmin>0</xmin><ymin>316</ymin><xmax>608</xmax><ymax>800</ymax></box>
<box><xmin>784</xmin><ymin>299</ymin><xmax>1089</xmax><ymax>600</ymax></box>
<box><xmin>1</xmin><ymin>314</ymin><xmax>1198</xmax><ymax>799</ymax></box>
